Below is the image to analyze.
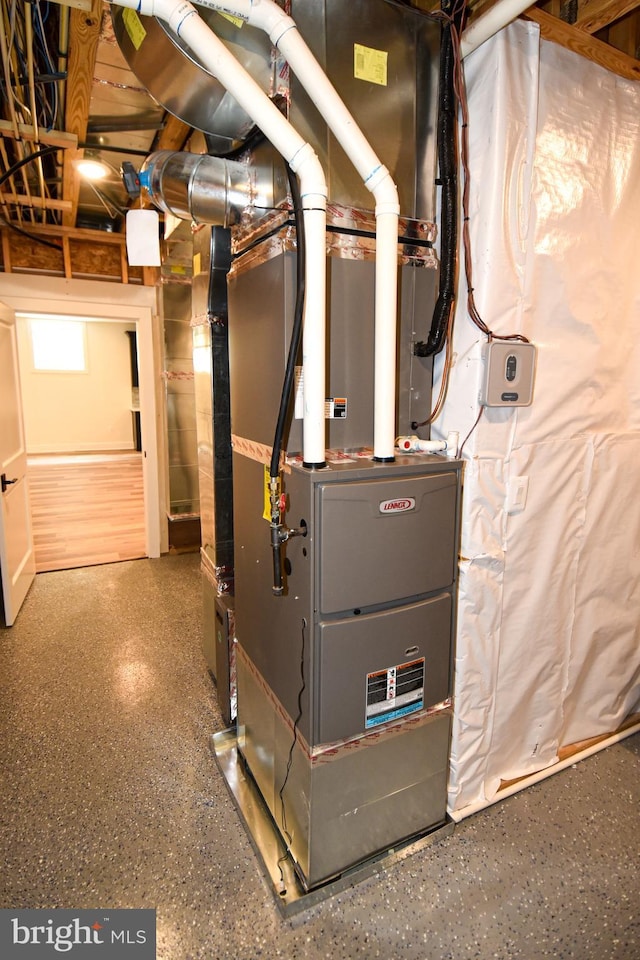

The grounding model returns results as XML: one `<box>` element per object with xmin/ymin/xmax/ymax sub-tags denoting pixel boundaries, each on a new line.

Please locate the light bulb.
<box><xmin>75</xmin><ymin>157</ymin><xmax>110</xmax><ymax>181</ymax></box>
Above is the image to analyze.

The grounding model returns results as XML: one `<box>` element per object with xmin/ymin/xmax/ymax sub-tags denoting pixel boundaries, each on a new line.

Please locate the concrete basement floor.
<box><xmin>1</xmin><ymin>554</ymin><xmax>638</xmax><ymax>960</ymax></box>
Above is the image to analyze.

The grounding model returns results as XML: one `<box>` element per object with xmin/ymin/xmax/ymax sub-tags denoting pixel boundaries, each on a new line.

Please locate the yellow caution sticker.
<box><xmin>193</xmin><ymin>252</ymin><xmax>201</xmax><ymax>277</ymax></box>
<box><xmin>123</xmin><ymin>8</ymin><xmax>146</xmax><ymax>51</ymax></box>
<box><xmin>354</xmin><ymin>43</ymin><xmax>388</xmax><ymax>86</ymax></box>
<box><xmin>263</xmin><ymin>465</ymin><xmax>280</xmax><ymax>522</ymax></box>
<box><xmin>218</xmin><ymin>11</ymin><xmax>245</xmax><ymax>29</ymax></box>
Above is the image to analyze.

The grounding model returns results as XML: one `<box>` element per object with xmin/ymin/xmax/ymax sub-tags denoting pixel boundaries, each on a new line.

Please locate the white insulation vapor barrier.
<box><xmin>430</xmin><ymin>21</ymin><xmax>640</xmax><ymax>817</ymax></box>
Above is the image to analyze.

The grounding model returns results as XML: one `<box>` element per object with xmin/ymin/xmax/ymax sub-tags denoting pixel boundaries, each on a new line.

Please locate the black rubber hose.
<box><xmin>0</xmin><ymin>144</ymin><xmax>58</xmax><ymax>191</ymax></box>
<box><xmin>269</xmin><ymin>164</ymin><xmax>306</xmax><ymax>480</ymax></box>
<box><xmin>414</xmin><ymin>16</ymin><xmax>457</xmax><ymax>358</ymax></box>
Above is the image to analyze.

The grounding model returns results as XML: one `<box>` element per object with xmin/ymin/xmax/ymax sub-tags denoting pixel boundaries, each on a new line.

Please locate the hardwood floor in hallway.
<box><xmin>27</xmin><ymin>452</ymin><xmax>146</xmax><ymax>572</ymax></box>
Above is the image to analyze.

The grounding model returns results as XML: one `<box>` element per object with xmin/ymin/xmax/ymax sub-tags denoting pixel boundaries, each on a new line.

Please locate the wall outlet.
<box><xmin>479</xmin><ymin>341</ymin><xmax>537</xmax><ymax>407</ymax></box>
<box><xmin>506</xmin><ymin>476</ymin><xmax>529</xmax><ymax>514</ymax></box>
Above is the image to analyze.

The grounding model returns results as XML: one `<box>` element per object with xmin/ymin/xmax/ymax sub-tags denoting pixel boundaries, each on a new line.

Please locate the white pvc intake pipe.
<box><xmin>110</xmin><ymin>0</ymin><xmax>328</xmax><ymax>467</ymax></box>
<box><xmin>460</xmin><ymin>0</ymin><xmax>535</xmax><ymax>58</ymax></box>
<box><xmin>197</xmin><ymin>0</ymin><xmax>401</xmax><ymax>461</ymax></box>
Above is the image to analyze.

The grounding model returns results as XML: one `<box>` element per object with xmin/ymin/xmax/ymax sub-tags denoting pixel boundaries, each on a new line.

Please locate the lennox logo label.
<box><xmin>1</xmin><ymin>909</ymin><xmax>156</xmax><ymax>958</ymax></box>
<box><xmin>379</xmin><ymin>497</ymin><xmax>415</xmax><ymax>514</ymax></box>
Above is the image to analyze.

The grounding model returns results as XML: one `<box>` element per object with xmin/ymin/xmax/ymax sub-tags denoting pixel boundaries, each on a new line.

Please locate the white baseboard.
<box><xmin>27</xmin><ymin>440</ymin><xmax>136</xmax><ymax>454</ymax></box>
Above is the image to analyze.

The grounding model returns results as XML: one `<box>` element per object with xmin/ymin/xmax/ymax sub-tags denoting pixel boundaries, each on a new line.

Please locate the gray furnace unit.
<box><xmin>223</xmin><ymin>0</ymin><xmax>461</xmax><ymax>889</ymax></box>
<box><xmin>233</xmin><ymin>452</ymin><xmax>460</xmax><ymax>888</ymax></box>
<box><xmin>114</xmin><ymin>0</ymin><xmax>461</xmax><ymax>893</ymax></box>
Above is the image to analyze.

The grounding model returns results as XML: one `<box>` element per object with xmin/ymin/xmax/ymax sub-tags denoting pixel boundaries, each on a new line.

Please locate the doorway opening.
<box><xmin>0</xmin><ymin>276</ymin><xmax>163</xmax><ymax>567</ymax></box>
<box><xmin>16</xmin><ymin>312</ymin><xmax>146</xmax><ymax>572</ymax></box>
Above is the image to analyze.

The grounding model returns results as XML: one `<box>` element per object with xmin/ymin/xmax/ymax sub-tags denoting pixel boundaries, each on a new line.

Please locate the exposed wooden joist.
<box><xmin>135</xmin><ymin>113</ymin><xmax>192</xmax><ymax>216</ymax></box>
<box><xmin>2</xmin><ymin>221</ymin><xmax>129</xmax><ymax>244</ymax></box>
<box><xmin>1</xmin><ymin>230</ymin><xmax>11</xmax><ymax>273</ymax></box>
<box><xmin>525</xmin><ymin>7</ymin><xmax>640</xmax><ymax>79</ymax></box>
<box><xmin>49</xmin><ymin>0</ymin><xmax>93</xmax><ymax>10</ymax></box>
<box><xmin>61</xmin><ymin>0</ymin><xmax>103</xmax><ymax>228</ymax></box>
<box><xmin>0</xmin><ymin>121</ymin><xmax>78</xmax><ymax>151</ymax></box>
<box><xmin>62</xmin><ymin>236</ymin><xmax>73</xmax><ymax>279</ymax></box>
<box><xmin>0</xmin><ymin>192</ymin><xmax>72</xmax><ymax>213</ymax></box>
<box><xmin>576</xmin><ymin>0</ymin><xmax>640</xmax><ymax>35</ymax></box>
<box><xmin>0</xmin><ymin>221</ymin><xmax>151</xmax><ymax>285</ymax></box>
<box><xmin>154</xmin><ymin>114</ymin><xmax>192</xmax><ymax>154</ymax></box>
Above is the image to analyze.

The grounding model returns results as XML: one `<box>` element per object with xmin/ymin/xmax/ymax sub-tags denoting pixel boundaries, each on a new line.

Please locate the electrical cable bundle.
<box><xmin>0</xmin><ymin>0</ymin><xmax>66</xmax><ymax>230</ymax></box>
<box><xmin>409</xmin><ymin>0</ymin><xmax>530</xmax><ymax>429</ymax></box>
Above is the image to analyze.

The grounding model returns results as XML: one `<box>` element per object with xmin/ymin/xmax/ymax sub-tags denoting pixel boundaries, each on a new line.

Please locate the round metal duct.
<box><xmin>111</xmin><ymin>7</ymin><xmax>274</xmax><ymax>151</ymax></box>
<box><xmin>141</xmin><ymin>150</ymin><xmax>258</xmax><ymax>227</ymax></box>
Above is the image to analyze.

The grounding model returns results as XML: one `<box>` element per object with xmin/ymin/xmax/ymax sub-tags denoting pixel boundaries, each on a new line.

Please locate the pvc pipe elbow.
<box><xmin>289</xmin><ymin>143</ymin><xmax>327</xmax><ymax>204</ymax></box>
<box><xmin>397</xmin><ymin>436</ymin><xmax>447</xmax><ymax>454</ymax></box>
<box><xmin>123</xmin><ymin>0</ymin><xmax>192</xmax><ymax>23</ymax></box>
<box><xmin>115</xmin><ymin>0</ymin><xmax>199</xmax><ymax>36</ymax></box>
<box><xmin>110</xmin><ymin>0</ymin><xmax>152</xmax><ymax>11</ymax></box>
<box><xmin>375</xmin><ymin>201</ymin><xmax>401</xmax><ymax>218</ymax></box>
<box><xmin>218</xmin><ymin>0</ymin><xmax>294</xmax><ymax>44</ymax></box>
<box><xmin>365</xmin><ymin>165</ymin><xmax>399</xmax><ymax>206</ymax></box>
<box><xmin>256</xmin><ymin>2</ymin><xmax>298</xmax><ymax>47</ymax></box>
<box><xmin>446</xmin><ymin>432</ymin><xmax>460</xmax><ymax>457</ymax></box>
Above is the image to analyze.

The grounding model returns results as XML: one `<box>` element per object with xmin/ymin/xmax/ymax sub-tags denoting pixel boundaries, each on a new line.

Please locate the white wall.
<box><xmin>16</xmin><ymin>316</ymin><xmax>137</xmax><ymax>454</ymax></box>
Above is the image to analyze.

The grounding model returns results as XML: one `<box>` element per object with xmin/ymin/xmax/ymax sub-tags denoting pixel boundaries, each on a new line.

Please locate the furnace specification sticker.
<box><xmin>365</xmin><ymin>658</ymin><xmax>425</xmax><ymax>728</ymax></box>
<box><xmin>325</xmin><ymin>397</ymin><xmax>347</xmax><ymax>419</ymax></box>
<box><xmin>294</xmin><ymin>368</ymin><xmax>348</xmax><ymax>420</ymax></box>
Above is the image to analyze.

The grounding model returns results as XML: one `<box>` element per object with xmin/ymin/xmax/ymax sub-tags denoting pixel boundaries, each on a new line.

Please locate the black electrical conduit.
<box><xmin>0</xmin><ymin>144</ymin><xmax>59</xmax><ymax>191</ymax></box>
<box><xmin>204</xmin><ymin>125</ymin><xmax>308</xmax><ymax>594</ymax></box>
<box><xmin>203</xmin><ymin>110</ymin><xmax>305</xmax><ymax>481</ymax></box>
<box><xmin>268</xmin><ymin>164</ymin><xmax>308</xmax><ymax>595</ymax></box>
<box><xmin>269</xmin><ymin>164</ymin><xmax>306</xmax><ymax>482</ymax></box>
<box><xmin>414</xmin><ymin>12</ymin><xmax>457</xmax><ymax>359</ymax></box>
<box><xmin>0</xmin><ymin>145</ymin><xmax>65</xmax><ymax>250</ymax></box>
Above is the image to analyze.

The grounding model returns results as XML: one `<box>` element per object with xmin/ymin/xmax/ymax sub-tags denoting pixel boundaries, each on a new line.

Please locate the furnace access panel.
<box><xmin>233</xmin><ymin>453</ymin><xmax>463</xmax><ymax>746</ymax></box>
<box><xmin>313</xmin><ymin>464</ymin><xmax>459</xmax><ymax>745</ymax></box>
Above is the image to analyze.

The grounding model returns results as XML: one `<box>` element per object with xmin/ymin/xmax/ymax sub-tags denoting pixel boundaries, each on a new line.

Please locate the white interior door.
<box><xmin>0</xmin><ymin>301</ymin><xmax>35</xmax><ymax>625</ymax></box>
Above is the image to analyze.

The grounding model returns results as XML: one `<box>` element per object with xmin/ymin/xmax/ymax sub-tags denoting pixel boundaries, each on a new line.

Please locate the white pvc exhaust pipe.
<box><xmin>110</xmin><ymin>0</ymin><xmax>328</xmax><ymax>467</ymax></box>
<box><xmin>460</xmin><ymin>0</ymin><xmax>535</xmax><ymax>58</ymax></box>
<box><xmin>199</xmin><ymin>0</ymin><xmax>401</xmax><ymax>461</ymax></box>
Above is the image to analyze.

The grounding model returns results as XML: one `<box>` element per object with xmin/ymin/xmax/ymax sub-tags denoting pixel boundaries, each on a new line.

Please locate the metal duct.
<box><xmin>111</xmin><ymin>5</ymin><xmax>272</xmax><ymax>151</ymax></box>
<box><xmin>142</xmin><ymin>150</ymin><xmax>261</xmax><ymax>227</ymax></box>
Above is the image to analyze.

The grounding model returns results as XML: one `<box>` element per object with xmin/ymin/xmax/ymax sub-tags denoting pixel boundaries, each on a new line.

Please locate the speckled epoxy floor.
<box><xmin>1</xmin><ymin>554</ymin><xmax>638</xmax><ymax>959</ymax></box>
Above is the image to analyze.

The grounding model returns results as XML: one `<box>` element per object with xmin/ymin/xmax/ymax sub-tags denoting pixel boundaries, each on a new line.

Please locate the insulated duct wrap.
<box><xmin>431</xmin><ymin>22</ymin><xmax>640</xmax><ymax>815</ymax></box>
<box><xmin>142</xmin><ymin>150</ymin><xmax>256</xmax><ymax>226</ymax></box>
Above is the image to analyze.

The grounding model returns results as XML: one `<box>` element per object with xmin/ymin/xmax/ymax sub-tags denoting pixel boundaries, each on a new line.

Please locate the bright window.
<box><xmin>29</xmin><ymin>318</ymin><xmax>87</xmax><ymax>372</ymax></box>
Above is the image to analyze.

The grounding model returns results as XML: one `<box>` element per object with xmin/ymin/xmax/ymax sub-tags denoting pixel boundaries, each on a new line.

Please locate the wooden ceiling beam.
<box><xmin>0</xmin><ymin>121</ymin><xmax>78</xmax><ymax>151</ymax></box>
<box><xmin>153</xmin><ymin>113</ymin><xmax>192</xmax><ymax>153</ymax></box>
<box><xmin>524</xmin><ymin>7</ymin><xmax>640</xmax><ymax>79</ymax></box>
<box><xmin>61</xmin><ymin>0</ymin><xmax>103</xmax><ymax>228</ymax></box>
<box><xmin>576</xmin><ymin>0</ymin><xmax>640</xmax><ymax>35</ymax></box>
<box><xmin>0</xmin><ymin>193</ymin><xmax>72</xmax><ymax>213</ymax></box>
<box><xmin>132</xmin><ymin>113</ymin><xmax>192</xmax><ymax>217</ymax></box>
<box><xmin>3</xmin><ymin>221</ymin><xmax>128</xmax><ymax>245</ymax></box>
